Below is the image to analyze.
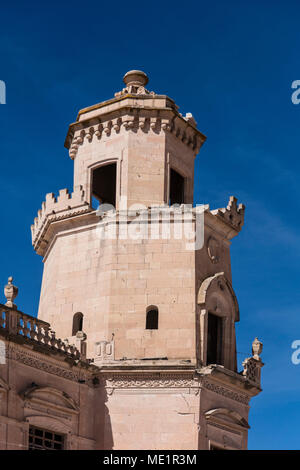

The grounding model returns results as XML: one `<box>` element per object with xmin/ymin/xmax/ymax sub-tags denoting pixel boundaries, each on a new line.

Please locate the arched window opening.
<box><xmin>92</xmin><ymin>163</ymin><xmax>117</xmax><ymax>209</ymax></box>
<box><xmin>169</xmin><ymin>168</ymin><xmax>185</xmax><ymax>206</ymax></box>
<box><xmin>146</xmin><ymin>307</ymin><xmax>159</xmax><ymax>330</ymax></box>
<box><xmin>207</xmin><ymin>312</ymin><xmax>224</xmax><ymax>365</ymax></box>
<box><xmin>72</xmin><ymin>312</ymin><xmax>83</xmax><ymax>336</ymax></box>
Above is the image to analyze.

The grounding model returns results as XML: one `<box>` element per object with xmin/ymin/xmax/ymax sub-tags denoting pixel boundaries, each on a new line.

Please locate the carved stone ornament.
<box><xmin>4</xmin><ymin>276</ymin><xmax>18</xmax><ymax>309</ymax></box>
<box><xmin>252</xmin><ymin>337</ymin><xmax>263</xmax><ymax>360</ymax></box>
<box><xmin>207</xmin><ymin>237</ymin><xmax>220</xmax><ymax>264</ymax></box>
<box><xmin>114</xmin><ymin>70</ymin><xmax>155</xmax><ymax>97</ymax></box>
<box><xmin>242</xmin><ymin>337</ymin><xmax>264</xmax><ymax>387</ymax></box>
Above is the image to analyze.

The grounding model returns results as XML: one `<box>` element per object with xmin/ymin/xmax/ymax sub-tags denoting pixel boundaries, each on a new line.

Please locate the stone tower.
<box><xmin>31</xmin><ymin>70</ymin><xmax>263</xmax><ymax>450</ymax></box>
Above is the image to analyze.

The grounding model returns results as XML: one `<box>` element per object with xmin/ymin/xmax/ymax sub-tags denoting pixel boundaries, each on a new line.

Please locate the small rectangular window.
<box><xmin>207</xmin><ymin>313</ymin><xmax>223</xmax><ymax>365</ymax></box>
<box><xmin>146</xmin><ymin>307</ymin><xmax>159</xmax><ymax>330</ymax></box>
<box><xmin>92</xmin><ymin>163</ymin><xmax>117</xmax><ymax>208</ymax></box>
<box><xmin>169</xmin><ymin>168</ymin><xmax>185</xmax><ymax>205</ymax></box>
<box><xmin>29</xmin><ymin>426</ymin><xmax>65</xmax><ymax>450</ymax></box>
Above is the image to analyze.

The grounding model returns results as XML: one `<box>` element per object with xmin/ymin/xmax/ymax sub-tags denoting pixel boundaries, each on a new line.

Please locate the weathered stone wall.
<box><xmin>38</xmin><ymin>219</ymin><xmax>197</xmax><ymax>360</ymax></box>
<box><xmin>0</xmin><ymin>337</ymin><xmax>96</xmax><ymax>450</ymax></box>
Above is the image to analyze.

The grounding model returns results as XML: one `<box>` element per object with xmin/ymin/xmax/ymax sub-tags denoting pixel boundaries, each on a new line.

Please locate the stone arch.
<box><xmin>205</xmin><ymin>408</ymin><xmax>249</xmax><ymax>429</ymax></box>
<box><xmin>25</xmin><ymin>415</ymin><xmax>71</xmax><ymax>435</ymax></box>
<box><xmin>146</xmin><ymin>305</ymin><xmax>159</xmax><ymax>330</ymax></box>
<box><xmin>87</xmin><ymin>157</ymin><xmax>120</xmax><ymax>210</ymax></box>
<box><xmin>197</xmin><ymin>272</ymin><xmax>239</xmax><ymax>321</ymax></box>
<box><xmin>197</xmin><ymin>272</ymin><xmax>239</xmax><ymax>370</ymax></box>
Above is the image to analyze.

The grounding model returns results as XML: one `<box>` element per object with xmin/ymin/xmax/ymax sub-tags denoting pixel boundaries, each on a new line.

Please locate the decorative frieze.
<box><xmin>102</xmin><ymin>373</ymin><xmax>199</xmax><ymax>396</ymax></box>
<box><xmin>201</xmin><ymin>379</ymin><xmax>249</xmax><ymax>405</ymax></box>
<box><xmin>8</xmin><ymin>346</ymin><xmax>81</xmax><ymax>381</ymax></box>
<box><xmin>68</xmin><ymin>113</ymin><xmax>203</xmax><ymax>160</ymax></box>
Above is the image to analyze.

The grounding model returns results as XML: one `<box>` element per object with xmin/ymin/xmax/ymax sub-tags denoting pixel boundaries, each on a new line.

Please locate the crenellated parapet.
<box><xmin>211</xmin><ymin>196</ymin><xmax>245</xmax><ymax>231</ymax></box>
<box><xmin>31</xmin><ymin>186</ymin><xmax>91</xmax><ymax>255</ymax></box>
<box><xmin>209</xmin><ymin>196</ymin><xmax>245</xmax><ymax>239</ymax></box>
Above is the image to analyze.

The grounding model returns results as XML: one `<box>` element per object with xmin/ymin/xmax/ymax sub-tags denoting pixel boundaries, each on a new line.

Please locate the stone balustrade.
<box><xmin>0</xmin><ymin>304</ymin><xmax>80</xmax><ymax>360</ymax></box>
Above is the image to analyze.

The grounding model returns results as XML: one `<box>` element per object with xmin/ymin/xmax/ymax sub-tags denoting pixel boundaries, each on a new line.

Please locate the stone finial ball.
<box><xmin>123</xmin><ymin>70</ymin><xmax>149</xmax><ymax>87</ymax></box>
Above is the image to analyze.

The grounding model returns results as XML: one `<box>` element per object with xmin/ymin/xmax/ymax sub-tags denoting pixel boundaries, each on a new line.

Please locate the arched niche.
<box><xmin>197</xmin><ymin>272</ymin><xmax>239</xmax><ymax>370</ymax></box>
<box><xmin>205</xmin><ymin>408</ymin><xmax>249</xmax><ymax>450</ymax></box>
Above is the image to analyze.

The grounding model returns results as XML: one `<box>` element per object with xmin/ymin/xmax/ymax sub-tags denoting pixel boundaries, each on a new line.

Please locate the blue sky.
<box><xmin>0</xmin><ymin>0</ymin><xmax>299</xmax><ymax>449</ymax></box>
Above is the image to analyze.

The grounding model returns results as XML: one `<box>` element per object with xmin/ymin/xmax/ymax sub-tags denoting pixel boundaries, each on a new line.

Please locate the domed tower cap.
<box><xmin>123</xmin><ymin>70</ymin><xmax>149</xmax><ymax>87</ymax></box>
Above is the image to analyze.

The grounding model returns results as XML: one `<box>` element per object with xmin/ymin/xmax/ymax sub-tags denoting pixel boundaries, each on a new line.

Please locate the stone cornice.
<box><xmin>32</xmin><ymin>204</ymin><xmax>209</xmax><ymax>258</ymax></box>
<box><xmin>76</xmin><ymin>93</ymin><xmax>178</xmax><ymax>121</ymax></box>
<box><xmin>196</xmin><ymin>364</ymin><xmax>260</xmax><ymax>400</ymax></box>
<box><xmin>31</xmin><ymin>199</ymin><xmax>244</xmax><ymax>258</ymax></box>
<box><xmin>100</xmin><ymin>369</ymin><xmax>199</xmax><ymax>396</ymax></box>
<box><xmin>3</xmin><ymin>341</ymin><xmax>97</xmax><ymax>384</ymax></box>
<box><xmin>97</xmin><ymin>367</ymin><xmax>252</xmax><ymax>404</ymax></box>
<box><xmin>65</xmin><ymin>101</ymin><xmax>206</xmax><ymax>159</ymax></box>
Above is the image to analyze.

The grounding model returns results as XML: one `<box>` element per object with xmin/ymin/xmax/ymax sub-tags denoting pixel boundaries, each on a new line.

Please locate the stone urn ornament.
<box><xmin>4</xmin><ymin>276</ymin><xmax>18</xmax><ymax>309</ymax></box>
<box><xmin>252</xmin><ymin>337</ymin><xmax>263</xmax><ymax>361</ymax></box>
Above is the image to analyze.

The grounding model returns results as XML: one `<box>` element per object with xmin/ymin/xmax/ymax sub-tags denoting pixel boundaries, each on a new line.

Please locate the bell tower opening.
<box><xmin>169</xmin><ymin>168</ymin><xmax>185</xmax><ymax>206</ymax></box>
<box><xmin>92</xmin><ymin>163</ymin><xmax>116</xmax><ymax>208</ymax></box>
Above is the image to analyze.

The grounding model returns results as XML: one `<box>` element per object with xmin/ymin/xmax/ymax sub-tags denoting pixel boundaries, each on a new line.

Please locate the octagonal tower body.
<box><xmin>32</xmin><ymin>71</ymin><xmax>240</xmax><ymax>368</ymax></box>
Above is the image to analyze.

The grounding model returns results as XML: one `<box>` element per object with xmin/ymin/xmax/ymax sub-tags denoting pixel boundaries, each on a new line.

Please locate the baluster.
<box><xmin>50</xmin><ymin>330</ymin><xmax>56</xmax><ymax>347</ymax></box>
<box><xmin>18</xmin><ymin>314</ymin><xmax>24</xmax><ymax>336</ymax></box>
<box><xmin>7</xmin><ymin>310</ymin><xmax>18</xmax><ymax>335</ymax></box>
<box><xmin>43</xmin><ymin>326</ymin><xmax>50</xmax><ymax>345</ymax></box>
<box><xmin>37</xmin><ymin>324</ymin><xmax>43</xmax><ymax>343</ymax></box>
<box><xmin>0</xmin><ymin>309</ymin><xmax>5</xmax><ymax>329</ymax></box>
<box><xmin>74</xmin><ymin>349</ymin><xmax>80</xmax><ymax>360</ymax></box>
<box><xmin>23</xmin><ymin>318</ymin><xmax>30</xmax><ymax>338</ymax></box>
<box><xmin>29</xmin><ymin>320</ymin><xmax>35</xmax><ymax>340</ymax></box>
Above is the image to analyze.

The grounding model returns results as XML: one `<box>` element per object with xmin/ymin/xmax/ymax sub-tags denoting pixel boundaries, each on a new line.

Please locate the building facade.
<box><xmin>0</xmin><ymin>70</ymin><xmax>263</xmax><ymax>450</ymax></box>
